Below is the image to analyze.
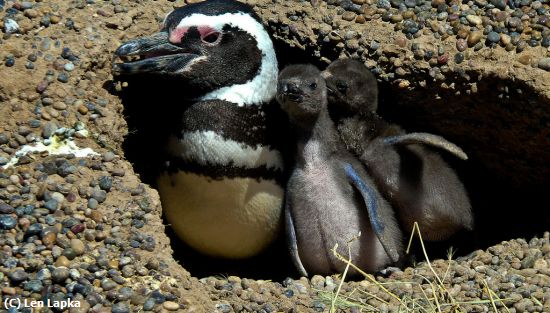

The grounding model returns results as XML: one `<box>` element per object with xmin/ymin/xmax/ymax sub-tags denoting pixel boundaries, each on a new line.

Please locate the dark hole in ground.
<box><xmin>378</xmin><ymin>75</ymin><xmax>550</xmax><ymax>257</ymax></box>
<box><xmin>114</xmin><ymin>37</ymin><xmax>549</xmax><ymax>280</ymax></box>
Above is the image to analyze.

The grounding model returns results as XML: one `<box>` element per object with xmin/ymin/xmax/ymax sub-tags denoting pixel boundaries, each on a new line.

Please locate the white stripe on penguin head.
<box><xmin>173</xmin><ymin>12</ymin><xmax>278</xmax><ymax>106</ymax></box>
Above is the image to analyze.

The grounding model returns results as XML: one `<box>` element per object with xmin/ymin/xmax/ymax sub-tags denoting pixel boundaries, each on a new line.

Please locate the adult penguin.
<box><xmin>113</xmin><ymin>0</ymin><xmax>286</xmax><ymax>258</ymax></box>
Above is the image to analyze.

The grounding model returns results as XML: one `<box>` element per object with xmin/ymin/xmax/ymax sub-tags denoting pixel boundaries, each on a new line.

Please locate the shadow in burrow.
<box><xmin>108</xmin><ymin>37</ymin><xmax>550</xmax><ymax>280</ymax></box>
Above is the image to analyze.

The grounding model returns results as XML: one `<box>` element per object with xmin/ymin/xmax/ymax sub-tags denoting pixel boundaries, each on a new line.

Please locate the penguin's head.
<box><xmin>276</xmin><ymin>64</ymin><xmax>327</xmax><ymax>129</ymax></box>
<box><xmin>322</xmin><ymin>59</ymin><xmax>378</xmax><ymax>115</ymax></box>
<box><xmin>113</xmin><ymin>0</ymin><xmax>277</xmax><ymax>105</ymax></box>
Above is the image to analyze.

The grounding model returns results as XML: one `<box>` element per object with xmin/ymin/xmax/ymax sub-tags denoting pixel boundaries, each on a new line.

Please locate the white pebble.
<box><xmin>64</xmin><ymin>62</ymin><xmax>75</xmax><ymax>71</ymax></box>
<box><xmin>4</xmin><ymin>19</ymin><xmax>19</xmax><ymax>34</ymax></box>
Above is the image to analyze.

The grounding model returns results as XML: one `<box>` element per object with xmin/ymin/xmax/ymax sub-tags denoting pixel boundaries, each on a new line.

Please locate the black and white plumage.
<box><xmin>113</xmin><ymin>0</ymin><xmax>286</xmax><ymax>258</ymax></box>
<box><xmin>323</xmin><ymin>59</ymin><xmax>473</xmax><ymax>241</ymax></box>
<box><xmin>277</xmin><ymin>64</ymin><xmax>403</xmax><ymax>276</ymax></box>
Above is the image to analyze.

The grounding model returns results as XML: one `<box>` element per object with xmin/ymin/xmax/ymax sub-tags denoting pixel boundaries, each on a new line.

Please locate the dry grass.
<box><xmin>317</xmin><ymin>222</ymin><xmax>513</xmax><ymax>312</ymax></box>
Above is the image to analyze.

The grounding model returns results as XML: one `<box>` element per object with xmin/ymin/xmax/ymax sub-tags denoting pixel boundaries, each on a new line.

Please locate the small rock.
<box><xmin>52</xmin><ymin>267</ymin><xmax>70</xmax><ymax>282</ymax></box>
<box><xmin>5</xmin><ymin>57</ymin><xmax>15</xmax><ymax>67</ymax></box>
<box><xmin>342</xmin><ymin>11</ymin><xmax>356</xmax><ymax>21</ymax></box>
<box><xmin>8</xmin><ymin>269</ymin><xmax>28</xmax><ymax>284</ymax></box>
<box><xmin>466</xmin><ymin>15</ymin><xmax>482</xmax><ymax>25</ymax></box>
<box><xmin>64</xmin><ymin>62</ymin><xmax>75</xmax><ymax>71</ymax></box>
<box><xmin>487</xmin><ymin>31</ymin><xmax>500</xmax><ymax>43</ymax></box>
<box><xmin>0</xmin><ymin>201</ymin><xmax>15</xmax><ymax>214</ymax></box>
<box><xmin>437</xmin><ymin>54</ymin><xmax>449</xmax><ymax>65</ymax></box>
<box><xmin>215</xmin><ymin>303</ymin><xmax>232</xmax><ymax>313</ymax></box>
<box><xmin>111</xmin><ymin>302</ymin><xmax>130</xmax><ymax>313</ymax></box>
<box><xmin>44</xmin><ymin>199</ymin><xmax>59</xmax><ymax>212</ymax></box>
<box><xmin>99</xmin><ymin>176</ymin><xmax>113</xmax><ymax>191</ymax></box>
<box><xmin>3</xmin><ymin>19</ymin><xmax>19</xmax><ymax>34</ymax></box>
<box><xmin>538</xmin><ymin>58</ymin><xmax>550</xmax><ymax>71</ymax></box>
<box><xmin>467</xmin><ymin>31</ymin><xmax>483</xmax><ymax>46</ymax></box>
<box><xmin>71</xmin><ymin>239</ymin><xmax>85</xmax><ymax>255</ymax></box>
<box><xmin>42</xmin><ymin>121</ymin><xmax>57</xmax><ymax>138</ymax></box>
<box><xmin>54</xmin><ymin>255</ymin><xmax>71</xmax><ymax>267</ymax></box>
<box><xmin>101</xmin><ymin>278</ymin><xmax>117</xmax><ymax>291</ymax></box>
<box><xmin>53</xmin><ymin>102</ymin><xmax>67</xmax><ymax>110</ymax></box>
<box><xmin>23</xmin><ymin>280</ymin><xmax>43</xmax><ymax>292</ymax></box>
<box><xmin>0</xmin><ymin>215</ymin><xmax>17</xmax><ymax>230</ymax></box>
<box><xmin>456</xmin><ymin>39</ymin><xmax>467</xmax><ymax>51</ymax></box>
<box><xmin>37</xmin><ymin>268</ymin><xmax>51</xmax><ymax>280</ymax></box>
<box><xmin>57</xmin><ymin>72</ymin><xmax>69</xmax><ymax>83</ymax></box>
<box><xmin>500</xmin><ymin>34</ymin><xmax>511</xmax><ymax>46</ymax></box>
<box><xmin>143</xmin><ymin>298</ymin><xmax>156</xmax><ymax>311</ymax></box>
<box><xmin>88</xmin><ymin>198</ymin><xmax>99</xmax><ymax>209</ymax></box>
<box><xmin>163</xmin><ymin>301</ymin><xmax>180</xmax><ymax>311</ymax></box>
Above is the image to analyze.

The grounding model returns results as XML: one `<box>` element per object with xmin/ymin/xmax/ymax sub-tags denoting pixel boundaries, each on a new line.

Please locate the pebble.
<box><xmin>487</xmin><ymin>31</ymin><xmax>501</xmax><ymax>43</ymax></box>
<box><xmin>342</xmin><ymin>11</ymin><xmax>356</xmax><ymax>21</ymax></box>
<box><xmin>37</xmin><ymin>268</ymin><xmax>51</xmax><ymax>280</ymax></box>
<box><xmin>24</xmin><ymin>280</ymin><xmax>43</xmax><ymax>292</ymax></box>
<box><xmin>8</xmin><ymin>269</ymin><xmax>28</xmax><ymax>283</ymax></box>
<box><xmin>42</xmin><ymin>231</ymin><xmax>58</xmax><ymax>246</ymax></box>
<box><xmin>71</xmin><ymin>239</ymin><xmax>86</xmax><ymax>255</ymax></box>
<box><xmin>163</xmin><ymin>301</ymin><xmax>180</xmax><ymax>311</ymax></box>
<box><xmin>64</xmin><ymin>62</ymin><xmax>75</xmax><ymax>71</ymax></box>
<box><xmin>58</xmin><ymin>72</ymin><xmax>69</xmax><ymax>83</ymax></box>
<box><xmin>0</xmin><ymin>201</ymin><xmax>15</xmax><ymax>213</ymax></box>
<box><xmin>466</xmin><ymin>15</ymin><xmax>482</xmax><ymax>25</ymax></box>
<box><xmin>3</xmin><ymin>19</ymin><xmax>19</xmax><ymax>34</ymax></box>
<box><xmin>44</xmin><ymin>199</ymin><xmax>59</xmax><ymax>212</ymax></box>
<box><xmin>78</xmin><ymin>104</ymin><xmax>89</xmax><ymax>114</ymax></box>
<box><xmin>0</xmin><ymin>215</ymin><xmax>17</xmax><ymax>230</ymax></box>
<box><xmin>52</xmin><ymin>267</ymin><xmax>70</xmax><ymax>282</ymax></box>
<box><xmin>215</xmin><ymin>303</ymin><xmax>232</xmax><ymax>313</ymax></box>
<box><xmin>455</xmin><ymin>52</ymin><xmax>465</xmax><ymax>64</ymax></box>
<box><xmin>143</xmin><ymin>298</ymin><xmax>156</xmax><ymax>311</ymax></box>
<box><xmin>501</xmin><ymin>34</ymin><xmax>512</xmax><ymax>46</ymax></box>
<box><xmin>101</xmin><ymin>278</ymin><xmax>117</xmax><ymax>291</ymax></box>
<box><xmin>538</xmin><ymin>58</ymin><xmax>550</xmax><ymax>71</ymax></box>
<box><xmin>5</xmin><ymin>57</ymin><xmax>15</xmax><ymax>67</ymax></box>
<box><xmin>24</xmin><ymin>8</ymin><xmax>39</xmax><ymax>18</ymax></box>
<box><xmin>467</xmin><ymin>31</ymin><xmax>483</xmax><ymax>46</ymax></box>
<box><xmin>112</xmin><ymin>302</ymin><xmax>130</xmax><ymax>313</ymax></box>
<box><xmin>456</xmin><ymin>39</ymin><xmax>467</xmax><ymax>51</ymax></box>
<box><xmin>87</xmin><ymin>198</ymin><xmax>99</xmax><ymax>210</ymax></box>
<box><xmin>53</xmin><ymin>102</ymin><xmax>68</xmax><ymax>110</ymax></box>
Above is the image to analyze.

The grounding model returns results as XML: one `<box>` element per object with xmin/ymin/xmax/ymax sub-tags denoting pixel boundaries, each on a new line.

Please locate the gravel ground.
<box><xmin>0</xmin><ymin>0</ymin><xmax>549</xmax><ymax>312</ymax></box>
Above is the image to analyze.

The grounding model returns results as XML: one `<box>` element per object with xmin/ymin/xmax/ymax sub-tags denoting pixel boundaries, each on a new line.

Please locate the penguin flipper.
<box><xmin>383</xmin><ymin>132</ymin><xmax>468</xmax><ymax>160</ymax></box>
<box><xmin>285</xmin><ymin>202</ymin><xmax>308</xmax><ymax>277</ymax></box>
<box><xmin>344</xmin><ymin>163</ymin><xmax>401</xmax><ymax>263</ymax></box>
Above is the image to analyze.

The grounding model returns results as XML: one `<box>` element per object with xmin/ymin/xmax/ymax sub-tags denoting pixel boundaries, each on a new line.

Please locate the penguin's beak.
<box><xmin>113</xmin><ymin>32</ymin><xmax>201</xmax><ymax>75</ymax></box>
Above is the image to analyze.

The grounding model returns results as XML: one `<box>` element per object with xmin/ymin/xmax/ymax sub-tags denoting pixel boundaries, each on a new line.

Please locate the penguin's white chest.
<box><xmin>158</xmin><ymin>131</ymin><xmax>284</xmax><ymax>258</ymax></box>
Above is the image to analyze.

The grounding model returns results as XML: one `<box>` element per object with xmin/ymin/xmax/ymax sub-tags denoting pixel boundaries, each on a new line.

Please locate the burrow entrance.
<box><xmin>115</xmin><ymin>37</ymin><xmax>550</xmax><ymax>280</ymax></box>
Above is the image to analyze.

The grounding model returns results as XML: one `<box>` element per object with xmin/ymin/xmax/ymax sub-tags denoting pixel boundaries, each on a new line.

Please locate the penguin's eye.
<box><xmin>336</xmin><ymin>81</ymin><xmax>348</xmax><ymax>93</ymax></box>
<box><xmin>201</xmin><ymin>31</ymin><xmax>222</xmax><ymax>45</ymax></box>
<box><xmin>309</xmin><ymin>82</ymin><xmax>317</xmax><ymax>90</ymax></box>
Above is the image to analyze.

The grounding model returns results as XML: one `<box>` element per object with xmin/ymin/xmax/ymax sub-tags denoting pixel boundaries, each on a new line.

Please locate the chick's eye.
<box><xmin>336</xmin><ymin>81</ymin><xmax>348</xmax><ymax>93</ymax></box>
<box><xmin>309</xmin><ymin>82</ymin><xmax>317</xmax><ymax>90</ymax></box>
<box><xmin>202</xmin><ymin>32</ymin><xmax>221</xmax><ymax>44</ymax></box>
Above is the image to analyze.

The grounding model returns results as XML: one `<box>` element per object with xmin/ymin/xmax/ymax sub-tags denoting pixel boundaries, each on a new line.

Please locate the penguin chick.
<box><xmin>323</xmin><ymin>59</ymin><xmax>473</xmax><ymax>241</ymax></box>
<box><xmin>277</xmin><ymin>64</ymin><xmax>403</xmax><ymax>276</ymax></box>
